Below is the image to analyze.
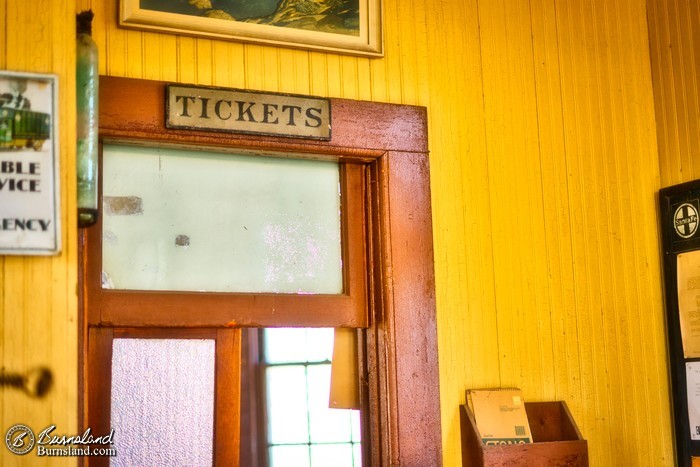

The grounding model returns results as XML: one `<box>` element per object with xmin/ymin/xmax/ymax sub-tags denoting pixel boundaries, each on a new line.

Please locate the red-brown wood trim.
<box><xmin>113</xmin><ymin>327</ymin><xmax>217</xmax><ymax>339</ymax></box>
<box><xmin>215</xmin><ymin>329</ymin><xmax>242</xmax><ymax>466</ymax></box>
<box><xmin>86</xmin><ymin>327</ymin><xmax>113</xmax><ymax>467</ymax></box>
<box><xmin>364</xmin><ymin>160</ymin><xmax>391</xmax><ymax>466</ymax></box>
<box><xmin>382</xmin><ymin>151</ymin><xmax>441</xmax><ymax>466</ymax></box>
<box><xmin>255</xmin><ymin>337</ymin><xmax>271</xmax><ymax>467</ymax></box>
<box><xmin>363</xmin><ymin>150</ymin><xmax>441</xmax><ymax>465</ymax></box>
<box><xmin>92</xmin><ymin>292</ymin><xmax>362</xmax><ymax>328</ymax></box>
<box><xmin>238</xmin><ymin>329</ymin><xmax>261</xmax><ymax>467</ymax></box>
<box><xmin>342</xmin><ymin>163</ymin><xmax>368</xmax><ymax>307</ymax></box>
<box><xmin>86</xmin><ymin>327</ymin><xmax>241</xmax><ymax>466</ymax></box>
<box><xmin>99</xmin><ymin>76</ymin><xmax>427</xmax><ymax>155</ymax></box>
<box><xmin>78</xmin><ymin>229</ymin><xmax>88</xmax><ymax>441</ymax></box>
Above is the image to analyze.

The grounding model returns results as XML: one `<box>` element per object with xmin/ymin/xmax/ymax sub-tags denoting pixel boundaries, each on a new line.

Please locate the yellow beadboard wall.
<box><xmin>648</xmin><ymin>0</ymin><xmax>700</xmax><ymax>188</ymax></box>
<box><xmin>648</xmin><ymin>0</ymin><xmax>700</xmax><ymax>459</ymax></box>
<box><xmin>0</xmin><ymin>0</ymin><xmax>679</xmax><ymax>465</ymax></box>
<box><xmin>0</xmin><ymin>0</ymin><xmax>79</xmax><ymax>466</ymax></box>
<box><xmin>431</xmin><ymin>0</ymin><xmax>671</xmax><ymax>464</ymax></box>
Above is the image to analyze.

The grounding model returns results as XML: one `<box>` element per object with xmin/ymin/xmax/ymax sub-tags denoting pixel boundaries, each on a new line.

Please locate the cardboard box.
<box><xmin>466</xmin><ymin>388</ymin><xmax>532</xmax><ymax>445</ymax></box>
<box><xmin>460</xmin><ymin>401</ymin><xmax>588</xmax><ymax>467</ymax></box>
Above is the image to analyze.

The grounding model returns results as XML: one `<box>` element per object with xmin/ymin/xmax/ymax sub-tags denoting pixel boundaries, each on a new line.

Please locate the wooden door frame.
<box><xmin>80</xmin><ymin>76</ymin><xmax>441</xmax><ymax>466</ymax></box>
<box><xmin>87</xmin><ymin>327</ymin><xmax>240</xmax><ymax>466</ymax></box>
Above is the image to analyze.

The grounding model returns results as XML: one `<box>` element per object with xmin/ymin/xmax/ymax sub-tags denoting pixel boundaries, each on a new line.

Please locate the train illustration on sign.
<box><xmin>0</xmin><ymin>81</ymin><xmax>51</xmax><ymax>151</ymax></box>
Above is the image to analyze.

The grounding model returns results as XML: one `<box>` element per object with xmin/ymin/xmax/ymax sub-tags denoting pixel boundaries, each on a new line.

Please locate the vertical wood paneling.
<box><xmin>0</xmin><ymin>1</ymin><xmax>6</xmax><ymax>72</ymax></box>
<box><xmin>305</xmin><ymin>52</ymin><xmax>325</xmax><ymax>97</ymax></box>
<box><xmin>125</xmin><ymin>27</ymin><xmax>143</xmax><ymax>78</ymax></box>
<box><xmin>368</xmin><ymin>56</ymin><xmax>388</xmax><ymax>102</ymax></box>
<box><xmin>649</xmin><ymin>0</ymin><xmax>700</xmax><ymax>461</ymax></box>
<box><xmin>242</xmin><ymin>44</ymin><xmax>263</xmax><ymax>90</ymax></box>
<box><xmin>283</xmin><ymin>50</ymin><xmax>311</xmax><ymax>95</ymax></box>
<box><xmin>325</xmin><ymin>54</ymin><xmax>343</xmax><ymax>96</ymax></box>
<box><xmin>340</xmin><ymin>56</ymin><xmax>359</xmax><ymax>99</ymax></box>
<box><xmin>141</xmin><ymin>33</ymin><xmax>163</xmax><ymax>81</ymax></box>
<box><xmin>261</xmin><ymin>47</ymin><xmax>280</xmax><ymax>90</ymax></box>
<box><xmin>530</xmin><ymin>0</ymin><xmax>578</xmax><ymax>412</ymax></box>
<box><xmin>103</xmin><ymin>3</ymin><xmax>127</xmax><ymax>77</ymax></box>
<box><xmin>195</xmin><ymin>38</ymin><xmax>213</xmax><ymax>85</ymax></box>
<box><xmin>424</xmin><ymin>0</ymin><xmax>671</xmax><ymax>465</ymax></box>
<box><xmin>159</xmin><ymin>34</ymin><xmax>179</xmax><ymax>83</ymax></box>
<box><xmin>649</xmin><ymin>0</ymin><xmax>700</xmax><ymax>188</ymax></box>
<box><xmin>1</xmin><ymin>0</ymin><xmax>78</xmax><ymax>466</ymax></box>
<box><xmin>567</xmin><ymin>0</ymin><xmax>612</xmax><ymax>457</ymax></box>
<box><xmin>426</xmin><ymin>0</ymin><xmax>500</xmax><ymax>462</ymax></box>
<box><xmin>550</xmin><ymin>0</ymin><xmax>669</xmax><ymax>463</ymax></box>
<box><xmin>356</xmin><ymin>58</ymin><xmax>372</xmax><ymax>101</ymax></box>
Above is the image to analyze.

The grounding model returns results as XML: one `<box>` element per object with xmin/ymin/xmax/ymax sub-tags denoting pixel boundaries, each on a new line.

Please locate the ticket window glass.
<box><xmin>100</xmin><ymin>144</ymin><xmax>344</xmax><ymax>295</ymax></box>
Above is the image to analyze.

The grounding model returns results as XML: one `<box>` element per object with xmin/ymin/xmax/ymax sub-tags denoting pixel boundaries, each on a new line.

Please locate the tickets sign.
<box><xmin>166</xmin><ymin>84</ymin><xmax>331</xmax><ymax>140</ymax></box>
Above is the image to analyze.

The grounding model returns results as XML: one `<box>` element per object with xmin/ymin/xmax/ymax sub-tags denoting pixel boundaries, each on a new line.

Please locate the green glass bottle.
<box><xmin>76</xmin><ymin>10</ymin><xmax>99</xmax><ymax>227</ymax></box>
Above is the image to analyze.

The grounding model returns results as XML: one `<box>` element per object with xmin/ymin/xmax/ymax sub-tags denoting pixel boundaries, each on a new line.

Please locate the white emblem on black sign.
<box><xmin>674</xmin><ymin>202</ymin><xmax>699</xmax><ymax>238</ymax></box>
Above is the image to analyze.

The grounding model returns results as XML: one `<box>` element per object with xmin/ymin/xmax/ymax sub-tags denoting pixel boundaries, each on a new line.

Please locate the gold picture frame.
<box><xmin>120</xmin><ymin>0</ymin><xmax>383</xmax><ymax>57</ymax></box>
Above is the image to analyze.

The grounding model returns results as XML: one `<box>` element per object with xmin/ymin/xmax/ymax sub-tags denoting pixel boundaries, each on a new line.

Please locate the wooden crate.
<box><xmin>461</xmin><ymin>401</ymin><xmax>588</xmax><ymax>467</ymax></box>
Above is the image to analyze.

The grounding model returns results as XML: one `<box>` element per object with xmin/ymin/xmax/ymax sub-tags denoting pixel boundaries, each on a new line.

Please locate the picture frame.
<box><xmin>0</xmin><ymin>70</ymin><xmax>60</xmax><ymax>255</ymax></box>
<box><xmin>120</xmin><ymin>0</ymin><xmax>383</xmax><ymax>57</ymax></box>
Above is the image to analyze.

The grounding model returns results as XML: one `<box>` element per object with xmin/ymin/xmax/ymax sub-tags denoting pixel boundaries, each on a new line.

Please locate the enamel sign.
<box><xmin>0</xmin><ymin>71</ymin><xmax>60</xmax><ymax>255</ymax></box>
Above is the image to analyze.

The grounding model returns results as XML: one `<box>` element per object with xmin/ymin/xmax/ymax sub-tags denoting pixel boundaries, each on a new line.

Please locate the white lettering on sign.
<box><xmin>675</xmin><ymin>202</ymin><xmax>700</xmax><ymax>239</ymax></box>
<box><xmin>166</xmin><ymin>84</ymin><xmax>331</xmax><ymax>140</ymax></box>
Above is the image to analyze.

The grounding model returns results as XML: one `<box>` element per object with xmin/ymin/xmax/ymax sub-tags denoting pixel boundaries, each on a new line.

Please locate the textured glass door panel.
<box><xmin>110</xmin><ymin>339</ymin><xmax>215</xmax><ymax>467</ymax></box>
<box><xmin>102</xmin><ymin>144</ymin><xmax>342</xmax><ymax>293</ymax></box>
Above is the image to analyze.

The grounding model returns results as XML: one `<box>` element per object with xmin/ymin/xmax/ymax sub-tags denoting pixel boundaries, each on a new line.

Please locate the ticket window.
<box><xmin>85</xmin><ymin>143</ymin><xmax>367</xmax><ymax>466</ymax></box>
<box><xmin>81</xmin><ymin>76</ymin><xmax>440</xmax><ymax>467</ymax></box>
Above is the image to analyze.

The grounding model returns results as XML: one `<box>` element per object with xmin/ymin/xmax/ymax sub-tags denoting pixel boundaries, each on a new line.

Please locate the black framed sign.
<box><xmin>660</xmin><ymin>180</ymin><xmax>700</xmax><ymax>467</ymax></box>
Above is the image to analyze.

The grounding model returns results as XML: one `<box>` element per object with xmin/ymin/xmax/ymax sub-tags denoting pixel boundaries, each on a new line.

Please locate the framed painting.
<box><xmin>0</xmin><ymin>70</ymin><xmax>60</xmax><ymax>255</ymax></box>
<box><xmin>120</xmin><ymin>0</ymin><xmax>383</xmax><ymax>57</ymax></box>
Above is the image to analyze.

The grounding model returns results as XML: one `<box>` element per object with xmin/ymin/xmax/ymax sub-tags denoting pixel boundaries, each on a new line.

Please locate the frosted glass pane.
<box><xmin>265</xmin><ymin>328</ymin><xmax>333</xmax><ymax>363</ymax></box>
<box><xmin>307</xmin><ymin>365</ymin><xmax>352</xmax><ymax>443</ymax></box>
<box><xmin>269</xmin><ymin>445</ymin><xmax>310</xmax><ymax>467</ymax></box>
<box><xmin>267</xmin><ymin>366</ymin><xmax>309</xmax><ymax>444</ymax></box>
<box><xmin>110</xmin><ymin>339</ymin><xmax>215</xmax><ymax>467</ymax></box>
<box><xmin>311</xmin><ymin>444</ymin><xmax>354</xmax><ymax>467</ymax></box>
<box><xmin>102</xmin><ymin>144</ymin><xmax>342</xmax><ymax>293</ymax></box>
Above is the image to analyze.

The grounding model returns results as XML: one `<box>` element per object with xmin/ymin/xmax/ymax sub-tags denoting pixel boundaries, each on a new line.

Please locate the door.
<box><xmin>80</xmin><ymin>75</ymin><xmax>441</xmax><ymax>466</ymax></box>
